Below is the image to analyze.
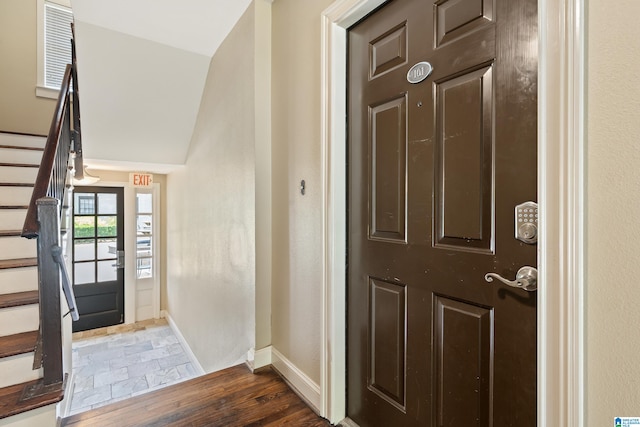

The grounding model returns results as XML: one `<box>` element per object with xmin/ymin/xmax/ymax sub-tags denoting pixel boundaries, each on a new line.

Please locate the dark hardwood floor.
<box><xmin>61</xmin><ymin>364</ymin><xmax>332</xmax><ymax>427</ymax></box>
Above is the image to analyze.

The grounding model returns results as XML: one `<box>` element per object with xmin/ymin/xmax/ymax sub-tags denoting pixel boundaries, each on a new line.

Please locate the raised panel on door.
<box><xmin>434</xmin><ymin>65</ymin><xmax>494</xmax><ymax>253</ymax></box>
<box><xmin>370</xmin><ymin>23</ymin><xmax>407</xmax><ymax>79</ymax></box>
<box><xmin>435</xmin><ymin>0</ymin><xmax>494</xmax><ymax>46</ymax></box>
<box><xmin>433</xmin><ymin>296</ymin><xmax>493</xmax><ymax>427</ymax></box>
<box><xmin>369</xmin><ymin>95</ymin><xmax>408</xmax><ymax>242</ymax></box>
<box><xmin>368</xmin><ymin>278</ymin><xmax>407</xmax><ymax>410</ymax></box>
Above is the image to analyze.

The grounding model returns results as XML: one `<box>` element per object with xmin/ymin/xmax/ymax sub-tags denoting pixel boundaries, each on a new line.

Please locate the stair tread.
<box><xmin>0</xmin><ymin>291</ymin><xmax>38</xmax><ymax>309</ymax></box>
<box><xmin>0</xmin><ymin>230</ymin><xmax>21</xmax><ymax>237</ymax></box>
<box><xmin>0</xmin><ymin>145</ymin><xmax>44</xmax><ymax>152</ymax></box>
<box><xmin>0</xmin><ymin>206</ymin><xmax>28</xmax><ymax>210</ymax></box>
<box><xmin>0</xmin><ymin>258</ymin><xmax>37</xmax><ymax>270</ymax></box>
<box><xmin>0</xmin><ymin>163</ymin><xmax>39</xmax><ymax>168</ymax></box>
<box><xmin>0</xmin><ymin>378</ymin><xmax>65</xmax><ymax>420</ymax></box>
<box><xmin>0</xmin><ymin>183</ymin><xmax>34</xmax><ymax>187</ymax></box>
<box><xmin>0</xmin><ymin>331</ymin><xmax>37</xmax><ymax>359</ymax></box>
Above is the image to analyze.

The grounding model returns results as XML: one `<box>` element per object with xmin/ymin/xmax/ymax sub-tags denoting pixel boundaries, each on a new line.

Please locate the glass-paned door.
<box><xmin>72</xmin><ymin>186</ymin><xmax>124</xmax><ymax>332</ymax></box>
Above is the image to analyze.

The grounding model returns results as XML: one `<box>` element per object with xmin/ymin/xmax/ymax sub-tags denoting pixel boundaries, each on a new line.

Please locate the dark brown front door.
<box><xmin>347</xmin><ymin>0</ymin><xmax>537</xmax><ymax>425</ymax></box>
<box><xmin>71</xmin><ymin>186</ymin><xmax>125</xmax><ymax>332</ymax></box>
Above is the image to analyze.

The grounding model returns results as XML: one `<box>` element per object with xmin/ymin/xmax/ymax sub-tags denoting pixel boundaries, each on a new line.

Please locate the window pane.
<box><xmin>98</xmin><ymin>193</ymin><xmax>117</xmax><ymax>215</ymax></box>
<box><xmin>137</xmin><ymin>215</ymin><xmax>152</xmax><ymax>235</ymax></box>
<box><xmin>136</xmin><ymin>191</ymin><xmax>154</xmax><ymax>280</ymax></box>
<box><xmin>97</xmin><ymin>261</ymin><xmax>117</xmax><ymax>282</ymax></box>
<box><xmin>137</xmin><ymin>237</ymin><xmax>152</xmax><ymax>257</ymax></box>
<box><xmin>74</xmin><ymin>239</ymin><xmax>95</xmax><ymax>261</ymax></box>
<box><xmin>97</xmin><ymin>216</ymin><xmax>117</xmax><ymax>237</ymax></box>
<box><xmin>137</xmin><ymin>193</ymin><xmax>153</xmax><ymax>214</ymax></box>
<box><xmin>97</xmin><ymin>238</ymin><xmax>117</xmax><ymax>259</ymax></box>
<box><xmin>137</xmin><ymin>258</ymin><xmax>152</xmax><ymax>279</ymax></box>
<box><xmin>74</xmin><ymin>193</ymin><xmax>95</xmax><ymax>215</ymax></box>
<box><xmin>74</xmin><ymin>217</ymin><xmax>95</xmax><ymax>238</ymax></box>
<box><xmin>74</xmin><ymin>262</ymin><xmax>94</xmax><ymax>285</ymax></box>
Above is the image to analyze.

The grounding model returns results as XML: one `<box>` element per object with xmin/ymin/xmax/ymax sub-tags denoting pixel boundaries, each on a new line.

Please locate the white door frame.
<box><xmin>319</xmin><ymin>0</ymin><xmax>586</xmax><ymax>425</ymax></box>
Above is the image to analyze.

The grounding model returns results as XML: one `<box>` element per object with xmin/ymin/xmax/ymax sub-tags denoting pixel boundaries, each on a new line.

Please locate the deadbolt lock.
<box><xmin>515</xmin><ymin>201</ymin><xmax>538</xmax><ymax>244</ymax></box>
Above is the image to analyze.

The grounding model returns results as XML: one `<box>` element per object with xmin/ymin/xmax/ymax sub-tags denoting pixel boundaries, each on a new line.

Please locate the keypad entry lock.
<box><xmin>516</xmin><ymin>202</ymin><xmax>538</xmax><ymax>244</ymax></box>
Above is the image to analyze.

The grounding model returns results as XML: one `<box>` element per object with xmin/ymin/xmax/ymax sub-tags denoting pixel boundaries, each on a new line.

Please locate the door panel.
<box><xmin>435</xmin><ymin>0</ymin><xmax>494</xmax><ymax>47</ymax></box>
<box><xmin>370</xmin><ymin>95</ymin><xmax>407</xmax><ymax>241</ymax></box>
<box><xmin>435</xmin><ymin>66</ymin><xmax>494</xmax><ymax>251</ymax></box>
<box><xmin>347</xmin><ymin>0</ymin><xmax>537</xmax><ymax>424</ymax></box>
<box><xmin>72</xmin><ymin>186</ymin><xmax>124</xmax><ymax>332</ymax></box>
<box><xmin>433</xmin><ymin>296</ymin><xmax>493</xmax><ymax>426</ymax></box>
<box><xmin>370</xmin><ymin>23</ymin><xmax>407</xmax><ymax>78</ymax></box>
<box><xmin>368</xmin><ymin>278</ymin><xmax>407</xmax><ymax>410</ymax></box>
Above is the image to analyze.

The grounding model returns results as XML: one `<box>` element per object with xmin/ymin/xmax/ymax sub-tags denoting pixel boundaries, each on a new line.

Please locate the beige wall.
<box><xmin>0</xmin><ymin>0</ymin><xmax>56</xmax><ymax>134</ymax></box>
<box><xmin>165</xmin><ymin>4</ymin><xmax>256</xmax><ymax>372</ymax></box>
<box><xmin>271</xmin><ymin>0</ymin><xmax>333</xmax><ymax>385</ymax></box>
<box><xmin>586</xmin><ymin>0</ymin><xmax>640</xmax><ymax>424</ymax></box>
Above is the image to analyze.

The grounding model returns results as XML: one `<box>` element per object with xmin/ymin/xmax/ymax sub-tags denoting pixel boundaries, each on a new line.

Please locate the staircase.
<box><xmin>0</xmin><ymin>132</ymin><xmax>64</xmax><ymax>426</ymax></box>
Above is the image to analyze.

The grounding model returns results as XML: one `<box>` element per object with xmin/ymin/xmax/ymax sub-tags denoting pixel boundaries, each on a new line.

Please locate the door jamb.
<box><xmin>319</xmin><ymin>0</ymin><xmax>586</xmax><ymax>425</ymax></box>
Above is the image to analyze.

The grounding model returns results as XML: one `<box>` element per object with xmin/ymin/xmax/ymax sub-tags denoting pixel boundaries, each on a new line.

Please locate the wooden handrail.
<box><xmin>71</xmin><ymin>22</ymin><xmax>84</xmax><ymax>179</ymax></box>
<box><xmin>21</xmin><ymin>64</ymin><xmax>74</xmax><ymax>239</ymax></box>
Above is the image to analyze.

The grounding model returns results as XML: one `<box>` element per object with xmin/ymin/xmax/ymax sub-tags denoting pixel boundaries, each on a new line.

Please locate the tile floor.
<box><xmin>69</xmin><ymin>319</ymin><xmax>200</xmax><ymax>416</ymax></box>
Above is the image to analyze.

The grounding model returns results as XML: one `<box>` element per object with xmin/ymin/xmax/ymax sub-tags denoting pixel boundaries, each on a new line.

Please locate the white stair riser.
<box><xmin>0</xmin><ymin>353</ymin><xmax>42</xmax><ymax>389</ymax></box>
<box><xmin>0</xmin><ymin>148</ymin><xmax>42</xmax><ymax>165</ymax></box>
<box><xmin>0</xmin><ymin>166</ymin><xmax>38</xmax><ymax>184</ymax></box>
<box><xmin>0</xmin><ymin>403</ymin><xmax>56</xmax><ymax>427</ymax></box>
<box><xmin>0</xmin><ymin>305</ymin><xmax>39</xmax><ymax>336</ymax></box>
<box><xmin>0</xmin><ymin>237</ymin><xmax>36</xmax><ymax>260</ymax></box>
<box><xmin>0</xmin><ymin>267</ymin><xmax>38</xmax><ymax>293</ymax></box>
<box><xmin>0</xmin><ymin>186</ymin><xmax>33</xmax><ymax>206</ymax></box>
<box><xmin>0</xmin><ymin>210</ymin><xmax>27</xmax><ymax>230</ymax></box>
<box><xmin>0</xmin><ymin>134</ymin><xmax>46</xmax><ymax>150</ymax></box>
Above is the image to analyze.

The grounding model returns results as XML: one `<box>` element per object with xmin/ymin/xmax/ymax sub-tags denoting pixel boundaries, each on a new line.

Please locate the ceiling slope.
<box><xmin>70</xmin><ymin>0</ymin><xmax>253</xmax><ymax>172</ymax></box>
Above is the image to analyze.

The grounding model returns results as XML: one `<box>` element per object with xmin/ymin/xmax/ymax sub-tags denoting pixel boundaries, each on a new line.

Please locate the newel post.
<box><xmin>36</xmin><ymin>197</ymin><xmax>63</xmax><ymax>386</ymax></box>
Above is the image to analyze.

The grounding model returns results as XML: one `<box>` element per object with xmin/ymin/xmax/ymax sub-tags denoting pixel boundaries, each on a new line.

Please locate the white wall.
<box><xmin>73</xmin><ymin>21</ymin><xmax>210</xmax><ymax>167</ymax></box>
<box><xmin>165</xmin><ymin>4</ymin><xmax>256</xmax><ymax>372</ymax></box>
<box><xmin>271</xmin><ymin>0</ymin><xmax>333</xmax><ymax>385</ymax></box>
<box><xmin>586</xmin><ymin>0</ymin><xmax>640</xmax><ymax>424</ymax></box>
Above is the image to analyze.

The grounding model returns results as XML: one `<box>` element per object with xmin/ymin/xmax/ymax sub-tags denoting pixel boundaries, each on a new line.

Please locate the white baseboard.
<box><xmin>161</xmin><ymin>310</ymin><xmax>205</xmax><ymax>376</ymax></box>
<box><xmin>338</xmin><ymin>418</ymin><xmax>361</xmax><ymax>427</ymax></box>
<box><xmin>271</xmin><ymin>347</ymin><xmax>321</xmax><ymax>413</ymax></box>
<box><xmin>247</xmin><ymin>345</ymin><xmax>273</xmax><ymax>371</ymax></box>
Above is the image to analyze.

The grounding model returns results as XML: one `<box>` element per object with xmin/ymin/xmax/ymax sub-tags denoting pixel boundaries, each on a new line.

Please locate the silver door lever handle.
<box><xmin>484</xmin><ymin>266</ymin><xmax>537</xmax><ymax>292</ymax></box>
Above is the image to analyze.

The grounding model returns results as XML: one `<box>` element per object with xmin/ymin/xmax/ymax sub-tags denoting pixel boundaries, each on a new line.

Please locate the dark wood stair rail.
<box><xmin>20</xmin><ymin>28</ymin><xmax>83</xmax><ymax>391</ymax></box>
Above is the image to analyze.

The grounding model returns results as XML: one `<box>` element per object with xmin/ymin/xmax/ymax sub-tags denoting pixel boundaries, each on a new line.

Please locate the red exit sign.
<box><xmin>130</xmin><ymin>172</ymin><xmax>153</xmax><ymax>187</ymax></box>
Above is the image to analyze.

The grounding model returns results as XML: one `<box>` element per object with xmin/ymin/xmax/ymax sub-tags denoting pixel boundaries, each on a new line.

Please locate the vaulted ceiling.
<box><xmin>71</xmin><ymin>0</ymin><xmax>253</xmax><ymax>173</ymax></box>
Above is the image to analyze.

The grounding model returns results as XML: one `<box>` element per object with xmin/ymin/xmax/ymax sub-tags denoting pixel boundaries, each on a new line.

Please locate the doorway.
<box><xmin>71</xmin><ymin>186</ymin><xmax>125</xmax><ymax>332</ymax></box>
<box><xmin>347</xmin><ymin>0</ymin><xmax>537</xmax><ymax>424</ymax></box>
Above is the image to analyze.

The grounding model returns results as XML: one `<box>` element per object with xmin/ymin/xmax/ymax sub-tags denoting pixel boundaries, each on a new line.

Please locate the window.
<box><xmin>77</xmin><ymin>195</ymin><xmax>95</xmax><ymax>214</ymax></box>
<box><xmin>136</xmin><ymin>192</ymin><xmax>154</xmax><ymax>279</ymax></box>
<box><xmin>37</xmin><ymin>0</ymin><xmax>73</xmax><ymax>98</ymax></box>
